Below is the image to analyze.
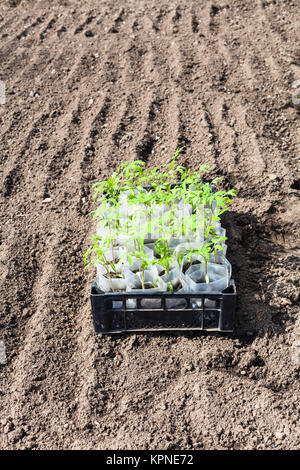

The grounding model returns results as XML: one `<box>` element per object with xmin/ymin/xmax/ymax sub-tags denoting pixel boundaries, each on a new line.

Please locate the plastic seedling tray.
<box><xmin>91</xmin><ymin>179</ymin><xmax>235</xmax><ymax>334</ymax></box>
<box><xmin>90</xmin><ymin>280</ymin><xmax>236</xmax><ymax>334</ymax></box>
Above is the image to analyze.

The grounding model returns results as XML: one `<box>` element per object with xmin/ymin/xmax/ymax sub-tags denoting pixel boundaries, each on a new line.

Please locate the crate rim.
<box><xmin>90</xmin><ymin>279</ymin><xmax>236</xmax><ymax>298</ymax></box>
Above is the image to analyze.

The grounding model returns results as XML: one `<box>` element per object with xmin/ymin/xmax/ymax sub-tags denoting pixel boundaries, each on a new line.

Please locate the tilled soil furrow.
<box><xmin>0</xmin><ymin>221</ymin><xmax>88</xmax><ymax>449</ymax></box>
<box><xmin>0</xmin><ymin>226</ymin><xmax>42</xmax><ymax>360</ymax></box>
<box><xmin>2</xmin><ymin>109</ymin><xmax>52</xmax><ymax>199</ymax></box>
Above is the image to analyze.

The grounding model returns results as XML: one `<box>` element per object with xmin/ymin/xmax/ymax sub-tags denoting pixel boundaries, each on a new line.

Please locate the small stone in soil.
<box><xmin>0</xmin><ymin>341</ymin><xmax>6</xmax><ymax>365</ymax></box>
<box><xmin>291</xmin><ymin>340</ymin><xmax>300</xmax><ymax>365</ymax></box>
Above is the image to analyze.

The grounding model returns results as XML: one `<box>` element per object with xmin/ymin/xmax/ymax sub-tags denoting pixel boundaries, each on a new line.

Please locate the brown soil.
<box><xmin>0</xmin><ymin>0</ymin><xmax>299</xmax><ymax>450</ymax></box>
<box><xmin>105</xmin><ymin>273</ymin><xmax>124</xmax><ymax>280</ymax></box>
<box><xmin>183</xmin><ymin>261</ymin><xmax>201</xmax><ymax>274</ymax></box>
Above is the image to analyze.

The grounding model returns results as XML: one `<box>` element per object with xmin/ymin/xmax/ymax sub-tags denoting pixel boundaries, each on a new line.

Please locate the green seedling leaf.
<box><xmin>85</xmin><ymin>152</ymin><xmax>236</xmax><ymax>294</ymax></box>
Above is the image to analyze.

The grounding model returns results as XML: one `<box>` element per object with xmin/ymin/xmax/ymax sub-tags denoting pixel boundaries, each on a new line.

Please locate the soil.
<box><xmin>106</xmin><ymin>273</ymin><xmax>124</xmax><ymax>280</ymax></box>
<box><xmin>0</xmin><ymin>0</ymin><xmax>299</xmax><ymax>451</ymax></box>
<box><xmin>139</xmin><ymin>282</ymin><xmax>154</xmax><ymax>290</ymax></box>
<box><xmin>170</xmin><ymin>277</ymin><xmax>182</xmax><ymax>292</ymax></box>
<box><xmin>183</xmin><ymin>261</ymin><xmax>201</xmax><ymax>274</ymax></box>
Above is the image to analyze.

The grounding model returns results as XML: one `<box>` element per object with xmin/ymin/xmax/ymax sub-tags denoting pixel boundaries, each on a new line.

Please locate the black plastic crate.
<box><xmin>90</xmin><ymin>280</ymin><xmax>236</xmax><ymax>334</ymax></box>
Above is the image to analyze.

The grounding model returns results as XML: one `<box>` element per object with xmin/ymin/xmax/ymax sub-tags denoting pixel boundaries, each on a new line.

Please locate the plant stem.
<box><xmin>142</xmin><ymin>268</ymin><xmax>145</xmax><ymax>290</ymax></box>
<box><xmin>204</xmin><ymin>259</ymin><xmax>209</xmax><ymax>284</ymax></box>
<box><xmin>111</xmin><ymin>241</ymin><xmax>115</xmax><ymax>263</ymax></box>
<box><xmin>166</xmin><ymin>266</ymin><xmax>173</xmax><ymax>291</ymax></box>
<box><xmin>105</xmin><ymin>262</ymin><xmax>114</xmax><ymax>292</ymax></box>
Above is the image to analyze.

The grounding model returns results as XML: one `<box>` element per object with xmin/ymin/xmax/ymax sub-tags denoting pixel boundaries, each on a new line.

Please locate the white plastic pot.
<box><xmin>125</xmin><ymin>266</ymin><xmax>167</xmax><ymax>309</ymax></box>
<box><xmin>96</xmin><ymin>272</ymin><xmax>126</xmax><ymax>292</ymax></box>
